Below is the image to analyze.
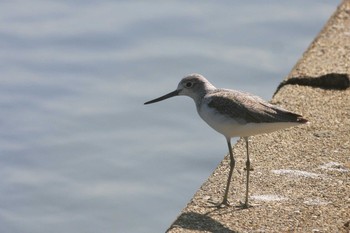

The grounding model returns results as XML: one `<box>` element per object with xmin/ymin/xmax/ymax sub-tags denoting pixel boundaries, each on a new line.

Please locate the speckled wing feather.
<box><xmin>207</xmin><ymin>89</ymin><xmax>305</xmax><ymax>124</ymax></box>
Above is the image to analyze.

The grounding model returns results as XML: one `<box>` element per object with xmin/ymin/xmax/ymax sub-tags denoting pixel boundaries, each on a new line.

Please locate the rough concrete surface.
<box><xmin>167</xmin><ymin>1</ymin><xmax>350</xmax><ymax>232</ymax></box>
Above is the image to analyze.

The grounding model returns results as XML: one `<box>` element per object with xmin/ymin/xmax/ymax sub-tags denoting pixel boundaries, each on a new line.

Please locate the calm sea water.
<box><xmin>0</xmin><ymin>1</ymin><xmax>338</xmax><ymax>232</ymax></box>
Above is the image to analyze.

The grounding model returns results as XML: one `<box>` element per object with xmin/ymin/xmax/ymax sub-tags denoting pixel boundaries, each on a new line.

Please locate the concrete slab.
<box><xmin>167</xmin><ymin>0</ymin><xmax>350</xmax><ymax>232</ymax></box>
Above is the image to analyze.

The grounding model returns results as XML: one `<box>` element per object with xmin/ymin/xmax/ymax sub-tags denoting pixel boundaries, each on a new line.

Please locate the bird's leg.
<box><xmin>219</xmin><ymin>138</ymin><xmax>235</xmax><ymax>207</ymax></box>
<box><xmin>242</xmin><ymin>136</ymin><xmax>251</xmax><ymax>208</ymax></box>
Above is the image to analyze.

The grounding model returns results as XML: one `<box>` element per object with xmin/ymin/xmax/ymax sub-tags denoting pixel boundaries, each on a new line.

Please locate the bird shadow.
<box><xmin>166</xmin><ymin>211</ymin><xmax>237</xmax><ymax>233</ymax></box>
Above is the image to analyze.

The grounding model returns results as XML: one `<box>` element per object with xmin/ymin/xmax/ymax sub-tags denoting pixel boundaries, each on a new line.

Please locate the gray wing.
<box><xmin>207</xmin><ymin>89</ymin><xmax>304</xmax><ymax>124</ymax></box>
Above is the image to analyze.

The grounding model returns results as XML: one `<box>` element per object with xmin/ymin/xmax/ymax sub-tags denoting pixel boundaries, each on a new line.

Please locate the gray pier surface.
<box><xmin>167</xmin><ymin>0</ymin><xmax>350</xmax><ymax>232</ymax></box>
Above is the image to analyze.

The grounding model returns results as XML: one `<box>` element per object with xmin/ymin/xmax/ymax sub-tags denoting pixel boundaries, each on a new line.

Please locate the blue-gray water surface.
<box><xmin>0</xmin><ymin>1</ymin><xmax>338</xmax><ymax>233</ymax></box>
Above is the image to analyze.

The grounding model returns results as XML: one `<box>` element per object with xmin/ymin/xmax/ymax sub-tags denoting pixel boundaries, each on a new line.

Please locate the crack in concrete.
<box><xmin>274</xmin><ymin>73</ymin><xmax>350</xmax><ymax>96</ymax></box>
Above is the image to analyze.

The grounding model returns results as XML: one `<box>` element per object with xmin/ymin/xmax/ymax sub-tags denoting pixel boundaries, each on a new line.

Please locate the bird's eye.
<box><xmin>185</xmin><ymin>82</ymin><xmax>193</xmax><ymax>88</ymax></box>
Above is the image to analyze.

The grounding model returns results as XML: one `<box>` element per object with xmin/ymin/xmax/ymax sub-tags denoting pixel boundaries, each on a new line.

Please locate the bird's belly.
<box><xmin>198</xmin><ymin>105</ymin><xmax>299</xmax><ymax>138</ymax></box>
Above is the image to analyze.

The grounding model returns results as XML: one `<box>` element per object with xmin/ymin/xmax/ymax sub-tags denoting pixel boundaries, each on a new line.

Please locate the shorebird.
<box><xmin>144</xmin><ymin>73</ymin><xmax>308</xmax><ymax>208</ymax></box>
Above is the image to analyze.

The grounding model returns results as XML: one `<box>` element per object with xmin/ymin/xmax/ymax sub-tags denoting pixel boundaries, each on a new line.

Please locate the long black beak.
<box><xmin>144</xmin><ymin>90</ymin><xmax>179</xmax><ymax>105</ymax></box>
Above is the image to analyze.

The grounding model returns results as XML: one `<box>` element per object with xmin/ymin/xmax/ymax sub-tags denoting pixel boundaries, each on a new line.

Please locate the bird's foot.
<box><xmin>243</xmin><ymin>167</ymin><xmax>254</xmax><ymax>171</ymax></box>
<box><xmin>239</xmin><ymin>201</ymin><xmax>252</xmax><ymax>209</ymax></box>
<box><xmin>213</xmin><ymin>199</ymin><xmax>232</xmax><ymax>208</ymax></box>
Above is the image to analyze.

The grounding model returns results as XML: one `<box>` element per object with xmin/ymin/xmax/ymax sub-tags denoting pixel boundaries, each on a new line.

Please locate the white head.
<box><xmin>144</xmin><ymin>74</ymin><xmax>216</xmax><ymax>105</ymax></box>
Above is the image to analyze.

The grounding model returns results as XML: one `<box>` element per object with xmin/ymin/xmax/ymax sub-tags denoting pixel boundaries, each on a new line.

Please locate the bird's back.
<box><xmin>197</xmin><ymin>89</ymin><xmax>307</xmax><ymax>138</ymax></box>
<box><xmin>205</xmin><ymin>89</ymin><xmax>307</xmax><ymax>124</ymax></box>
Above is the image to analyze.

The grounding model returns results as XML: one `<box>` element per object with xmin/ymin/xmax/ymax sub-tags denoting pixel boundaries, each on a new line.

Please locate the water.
<box><xmin>0</xmin><ymin>1</ymin><xmax>338</xmax><ymax>232</ymax></box>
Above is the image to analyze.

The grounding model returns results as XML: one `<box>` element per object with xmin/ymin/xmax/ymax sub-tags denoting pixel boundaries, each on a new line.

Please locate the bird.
<box><xmin>144</xmin><ymin>73</ymin><xmax>308</xmax><ymax>208</ymax></box>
